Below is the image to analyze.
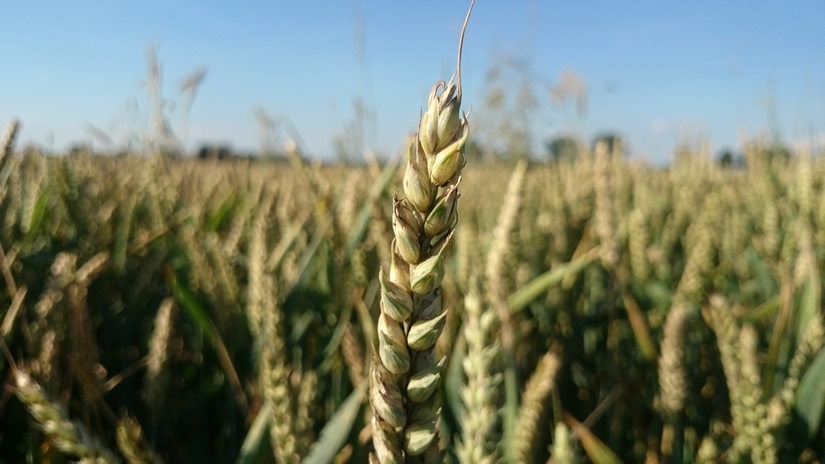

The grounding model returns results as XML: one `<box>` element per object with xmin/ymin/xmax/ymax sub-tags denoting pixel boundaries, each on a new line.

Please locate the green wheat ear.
<box><xmin>369</xmin><ymin>2</ymin><xmax>475</xmax><ymax>463</ymax></box>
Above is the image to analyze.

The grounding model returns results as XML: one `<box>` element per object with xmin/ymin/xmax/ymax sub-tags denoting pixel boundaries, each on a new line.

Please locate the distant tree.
<box><xmin>591</xmin><ymin>132</ymin><xmax>625</xmax><ymax>156</ymax></box>
<box><xmin>545</xmin><ymin>135</ymin><xmax>581</xmax><ymax>162</ymax></box>
<box><xmin>197</xmin><ymin>144</ymin><xmax>233</xmax><ymax>160</ymax></box>
<box><xmin>68</xmin><ymin>143</ymin><xmax>93</xmax><ymax>157</ymax></box>
<box><xmin>717</xmin><ymin>149</ymin><xmax>734</xmax><ymax>169</ymax></box>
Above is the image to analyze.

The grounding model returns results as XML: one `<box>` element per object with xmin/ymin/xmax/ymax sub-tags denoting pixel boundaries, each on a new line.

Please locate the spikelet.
<box><xmin>657</xmin><ymin>304</ymin><xmax>691</xmax><ymax>417</ymax></box>
<box><xmin>456</xmin><ymin>276</ymin><xmax>502</xmax><ymax>464</ymax></box>
<box><xmin>514</xmin><ymin>352</ymin><xmax>560</xmax><ymax>463</ymax></box>
<box><xmin>204</xmin><ymin>232</ymin><xmax>239</xmax><ymax>312</ymax></box>
<box><xmin>483</xmin><ymin>159</ymin><xmax>528</xmax><ymax>369</ymax></box>
<box><xmin>734</xmin><ymin>324</ymin><xmax>772</xmax><ymax>463</ymax></box>
<box><xmin>593</xmin><ymin>140</ymin><xmax>619</xmax><ymax>268</ymax></box>
<box><xmin>295</xmin><ymin>370</ymin><xmax>318</xmax><ymax>456</ymax></box>
<box><xmin>342</xmin><ymin>322</ymin><xmax>366</xmax><ymax>386</ymax></box>
<box><xmin>707</xmin><ymin>295</ymin><xmax>775</xmax><ymax>462</ymax></box>
<box><xmin>627</xmin><ymin>207</ymin><xmax>651</xmax><ymax>282</ymax></box>
<box><xmin>370</xmin><ymin>6</ymin><xmax>474</xmax><ymax>460</ymax></box>
<box><xmin>145</xmin><ymin>297</ymin><xmax>176</xmax><ymax>416</ymax></box>
<box><xmin>707</xmin><ymin>296</ymin><xmax>745</xmax><ymax>435</ymax></box>
<box><xmin>656</xmin><ymin>304</ymin><xmax>692</xmax><ymax>458</ymax></box>
<box><xmin>31</xmin><ymin>252</ymin><xmax>77</xmax><ymax>386</ymax></box>
<box><xmin>248</xmin><ymin>181</ymin><xmax>300</xmax><ymax>463</ymax></box>
<box><xmin>67</xmin><ymin>253</ymin><xmax>109</xmax><ymax>410</ymax></box>
<box><xmin>261</xmin><ymin>272</ymin><xmax>300</xmax><ymax>464</ymax></box>
<box><xmin>14</xmin><ymin>369</ymin><xmax>117</xmax><ymax>463</ymax></box>
<box><xmin>246</xmin><ymin>187</ymin><xmax>275</xmax><ymax>338</ymax></box>
<box><xmin>673</xmin><ymin>194</ymin><xmax>719</xmax><ymax>305</ymax></box>
<box><xmin>116</xmin><ymin>415</ymin><xmax>163</xmax><ymax>464</ymax></box>
<box><xmin>695</xmin><ymin>421</ymin><xmax>725</xmax><ymax>464</ymax></box>
<box><xmin>485</xmin><ymin>159</ymin><xmax>528</xmax><ymax>307</ymax></box>
<box><xmin>0</xmin><ymin>118</ymin><xmax>20</xmax><ymax>171</ymax></box>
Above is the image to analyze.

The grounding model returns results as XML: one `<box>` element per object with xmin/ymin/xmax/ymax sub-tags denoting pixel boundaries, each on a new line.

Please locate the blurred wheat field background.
<box><xmin>1</xmin><ymin>113</ymin><xmax>824</xmax><ymax>463</ymax></box>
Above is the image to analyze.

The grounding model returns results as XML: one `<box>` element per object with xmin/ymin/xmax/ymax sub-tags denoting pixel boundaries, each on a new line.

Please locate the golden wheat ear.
<box><xmin>369</xmin><ymin>2</ymin><xmax>475</xmax><ymax>463</ymax></box>
<box><xmin>0</xmin><ymin>337</ymin><xmax>118</xmax><ymax>463</ymax></box>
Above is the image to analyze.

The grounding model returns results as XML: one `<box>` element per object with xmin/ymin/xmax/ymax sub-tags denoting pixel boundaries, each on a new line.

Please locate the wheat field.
<box><xmin>0</xmin><ymin>111</ymin><xmax>824</xmax><ymax>463</ymax></box>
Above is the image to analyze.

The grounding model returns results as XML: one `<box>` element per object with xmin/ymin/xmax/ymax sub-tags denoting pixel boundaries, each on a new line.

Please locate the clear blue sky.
<box><xmin>1</xmin><ymin>1</ymin><xmax>823</xmax><ymax>163</ymax></box>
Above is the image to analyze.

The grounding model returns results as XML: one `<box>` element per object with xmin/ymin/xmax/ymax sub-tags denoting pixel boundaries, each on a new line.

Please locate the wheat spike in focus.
<box><xmin>369</xmin><ymin>2</ymin><xmax>475</xmax><ymax>463</ymax></box>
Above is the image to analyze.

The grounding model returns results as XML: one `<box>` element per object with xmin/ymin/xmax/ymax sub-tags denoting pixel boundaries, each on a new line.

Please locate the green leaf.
<box><xmin>207</xmin><ymin>191</ymin><xmax>238</xmax><ymax>232</ymax></box>
<box><xmin>266</xmin><ymin>211</ymin><xmax>312</xmax><ymax>272</ymax></box>
<box><xmin>564</xmin><ymin>412</ymin><xmax>622</xmax><ymax>464</ymax></box>
<box><xmin>743</xmin><ymin>294</ymin><xmax>781</xmax><ymax>324</ymax></box>
<box><xmin>319</xmin><ymin>305</ymin><xmax>353</xmax><ymax>374</ymax></box>
<box><xmin>167</xmin><ymin>268</ymin><xmax>218</xmax><ymax>341</ymax></box>
<box><xmin>796</xmin><ymin>268</ymin><xmax>821</xmax><ymax>348</ymax></box>
<box><xmin>236</xmin><ymin>400</ymin><xmax>273</xmax><ymax>464</ymax></box>
<box><xmin>281</xmin><ymin>217</ymin><xmax>332</xmax><ymax>301</ymax></box>
<box><xmin>507</xmin><ymin>248</ymin><xmax>598</xmax><ymax>314</ymax></box>
<box><xmin>25</xmin><ymin>187</ymin><xmax>50</xmax><ymax>242</ymax></box>
<box><xmin>443</xmin><ymin>333</ymin><xmax>465</xmax><ymax>428</ymax></box>
<box><xmin>343</xmin><ymin>156</ymin><xmax>400</xmax><ymax>258</ymax></box>
<box><xmin>167</xmin><ymin>267</ymin><xmax>248</xmax><ymax>411</ymax></box>
<box><xmin>302</xmin><ymin>382</ymin><xmax>368</xmax><ymax>464</ymax></box>
<box><xmin>795</xmin><ymin>338</ymin><xmax>825</xmax><ymax>440</ymax></box>
<box><xmin>620</xmin><ymin>289</ymin><xmax>657</xmax><ymax>362</ymax></box>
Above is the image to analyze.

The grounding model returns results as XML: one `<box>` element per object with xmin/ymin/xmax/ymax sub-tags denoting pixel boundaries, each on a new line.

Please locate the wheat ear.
<box><xmin>370</xmin><ymin>4</ymin><xmax>474</xmax><ymax>462</ymax></box>
<box><xmin>514</xmin><ymin>352</ymin><xmax>561</xmax><ymax>464</ymax></box>
<box><xmin>1</xmin><ymin>118</ymin><xmax>20</xmax><ymax>163</ymax></box>
<box><xmin>456</xmin><ymin>276</ymin><xmax>503</xmax><ymax>464</ymax></box>
<box><xmin>14</xmin><ymin>369</ymin><xmax>118</xmax><ymax>463</ymax></box>
<box><xmin>656</xmin><ymin>303</ymin><xmax>691</xmax><ymax>458</ymax></box>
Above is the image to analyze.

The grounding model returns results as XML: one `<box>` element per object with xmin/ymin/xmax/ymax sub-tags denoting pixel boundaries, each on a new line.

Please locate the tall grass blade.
<box><xmin>166</xmin><ymin>266</ymin><xmax>248</xmax><ymax>411</ymax></box>
<box><xmin>507</xmin><ymin>247</ymin><xmax>600</xmax><ymax>314</ymax></box>
<box><xmin>208</xmin><ymin>191</ymin><xmax>238</xmax><ymax>232</ymax></box>
<box><xmin>342</xmin><ymin>155</ymin><xmax>399</xmax><ymax>258</ymax></box>
<box><xmin>24</xmin><ymin>187</ymin><xmax>49</xmax><ymax>242</ymax></box>
<box><xmin>302</xmin><ymin>382</ymin><xmax>368</xmax><ymax>464</ymax></box>
<box><xmin>237</xmin><ymin>400</ymin><xmax>273</xmax><ymax>464</ymax></box>
<box><xmin>563</xmin><ymin>411</ymin><xmax>621</xmax><ymax>464</ymax></box>
<box><xmin>796</xmin><ymin>269</ymin><xmax>820</xmax><ymax>347</ymax></box>
<box><xmin>795</xmin><ymin>349</ymin><xmax>825</xmax><ymax>440</ymax></box>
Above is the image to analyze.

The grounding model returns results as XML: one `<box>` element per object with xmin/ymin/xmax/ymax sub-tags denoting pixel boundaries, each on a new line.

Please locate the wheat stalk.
<box><xmin>369</xmin><ymin>4</ymin><xmax>474</xmax><ymax>462</ymax></box>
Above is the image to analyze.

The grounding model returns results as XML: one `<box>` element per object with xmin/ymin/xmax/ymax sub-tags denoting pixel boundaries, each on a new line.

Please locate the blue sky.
<box><xmin>1</xmin><ymin>1</ymin><xmax>823</xmax><ymax>163</ymax></box>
